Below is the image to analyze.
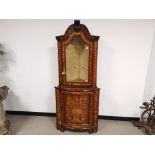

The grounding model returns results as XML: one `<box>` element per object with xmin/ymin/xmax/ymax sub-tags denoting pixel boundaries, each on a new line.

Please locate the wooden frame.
<box><xmin>56</xmin><ymin>22</ymin><xmax>99</xmax><ymax>87</ymax></box>
<box><xmin>55</xmin><ymin>20</ymin><xmax>100</xmax><ymax>133</ymax></box>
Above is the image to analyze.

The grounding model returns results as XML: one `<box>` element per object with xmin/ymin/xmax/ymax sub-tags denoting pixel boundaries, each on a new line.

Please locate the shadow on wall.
<box><xmin>143</xmin><ymin>30</ymin><xmax>155</xmax><ymax>101</ymax></box>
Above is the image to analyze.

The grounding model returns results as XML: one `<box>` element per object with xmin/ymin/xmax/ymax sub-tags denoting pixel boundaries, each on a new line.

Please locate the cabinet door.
<box><xmin>61</xmin><ymin>91</ymin><xmax>93</xmax><ymax>127</ymax></box>
<box><xmin>65</xmin><ymin>36</ymin><xmax>89</xmax><ymax>83</ymax></box>
<box><xmin>61</xmin><ymin>35</ymin><xmax>94</xmax><ymax>87</ymax></box>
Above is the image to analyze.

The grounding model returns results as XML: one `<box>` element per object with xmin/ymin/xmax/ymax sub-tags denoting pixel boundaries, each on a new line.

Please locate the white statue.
<box><xmin>0</xmin><ymin>86</ymin><xmax>10</xmax><ymax>134</ymax></box>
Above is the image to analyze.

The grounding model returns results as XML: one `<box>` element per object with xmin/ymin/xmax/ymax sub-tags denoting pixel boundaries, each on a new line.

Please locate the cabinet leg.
<box><xmin>89</xmin><ymin>127</ymin><xmax>97</xmax><ymax>134</ymax></box>
<box><xmin>60</xmin><ymin>127</ymin><xmax>64</xmax><ymax>132</ymax></box>
<box><xmin>57</xmin><ymin>124</ymin><xmax>61</xmax><ymax>130</ymax></box>
<box><xmin>57</xmin><ymin>124</ymin><xmax>64</xmax><ymax>132</ymax></box>
<box><xmin>89</xmin><ymin>129</ymin><xmax>93</xmax><ymax>134</ymax></box>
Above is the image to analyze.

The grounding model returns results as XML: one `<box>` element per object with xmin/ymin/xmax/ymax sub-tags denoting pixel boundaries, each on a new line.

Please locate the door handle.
<box><xmin>62</xmin><ymin>69</ymin><xmax>66</xmax><ymax>75</ymax></box>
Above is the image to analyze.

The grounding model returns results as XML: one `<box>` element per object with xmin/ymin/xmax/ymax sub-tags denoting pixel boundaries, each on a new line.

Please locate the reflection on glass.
<box><xmin>65</xmin><ymin>36</ymin><xmax>89</xmax><ymax>82</ymax></box>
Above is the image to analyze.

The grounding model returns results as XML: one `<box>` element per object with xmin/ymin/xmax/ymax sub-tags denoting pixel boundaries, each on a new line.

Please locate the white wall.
<box><xmin>143</xmin><ymin>30</ymin><xmax>155</xmax><ymax>102</ymax></box>
<box><xmin>0</xmin><ymin>19</ymin><xmax>155</xmax><ymax>117</ymax></box>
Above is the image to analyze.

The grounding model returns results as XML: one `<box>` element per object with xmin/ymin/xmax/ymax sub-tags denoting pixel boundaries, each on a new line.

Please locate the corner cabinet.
<box><xmin>55</xmin><ymin>20</ymin><xmax>100</xmax><ymax>133</ymax></box>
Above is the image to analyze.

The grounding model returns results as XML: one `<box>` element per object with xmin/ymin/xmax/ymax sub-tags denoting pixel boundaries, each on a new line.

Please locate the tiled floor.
<box><xmin>7</xmin><ymin>114</ymin><xmax>144</xmax><ymax>135</ymax></box>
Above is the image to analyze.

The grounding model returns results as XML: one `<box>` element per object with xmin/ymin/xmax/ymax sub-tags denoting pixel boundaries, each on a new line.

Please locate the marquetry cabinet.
<box><xmin>55</xmin><ymin>20</ymin><xmax>100</xmax><ymax>133</ymax></box>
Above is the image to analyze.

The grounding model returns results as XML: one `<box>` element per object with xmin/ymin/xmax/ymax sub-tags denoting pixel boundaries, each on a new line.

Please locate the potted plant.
<box><xmin>0</xmin><ymin>44</ymin><xmax>10</xmax><ymax>134</ymax></box>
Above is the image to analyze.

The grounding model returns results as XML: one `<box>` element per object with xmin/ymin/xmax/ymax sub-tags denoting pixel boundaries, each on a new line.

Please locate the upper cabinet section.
<box><xmin>56</xmin><ymin>20</ymin><xmax>99</xmax><ymax>87</ymax></box>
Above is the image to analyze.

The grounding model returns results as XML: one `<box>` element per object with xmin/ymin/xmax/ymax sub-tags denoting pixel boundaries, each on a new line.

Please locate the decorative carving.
<box><xmin>92</xmin><ymin>41</ymin><xmax>98</xmax><ymax>85</ymax></box>
<box><xmin>93</xmin><ymin>91</ymin><xmax>100</xmax><ymax>127</ymax></box>
<box><xmin>58</xmin><ymin>42</ymin><xmax>62</xmax><ymax>85</ymax></box>
<box><xmin>55</xmin><ymin>88</ymin><xmax>61</xmax><ymax>126</ymax></box>
<box><xmin>56</xmin><ymin>22</ymin><xmax>99</xmax><ymax>42</ymax></box>
<box><xmin>64</xmin><ymin>95</ymin><xmax>89</xmax><ymax>124</ymax></box>
<box><xmin>140</xmin><ymin>96</ymin><xmax>155</xmax><ymax>134</ymax></box>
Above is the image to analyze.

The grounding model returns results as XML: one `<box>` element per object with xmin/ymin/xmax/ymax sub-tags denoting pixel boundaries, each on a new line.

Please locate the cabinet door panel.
<box><xmin>61</xmin><ymin>91</ymin><xmax>93</xmax><ymax>126</ymax></box>
<box><xmin>65</xmin><ymin>36</ymin><xmax>89</xmax><ymax>83</ymax></box>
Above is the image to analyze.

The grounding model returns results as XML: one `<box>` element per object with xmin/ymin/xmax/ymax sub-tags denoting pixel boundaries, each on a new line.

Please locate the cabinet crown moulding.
<box><xmin>56</xmin><ymin>20</ymin><xmax>100</xmax><ymax>41</ymax></box>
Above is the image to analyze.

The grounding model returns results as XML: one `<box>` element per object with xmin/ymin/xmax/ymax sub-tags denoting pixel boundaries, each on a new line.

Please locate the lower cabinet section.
<box><xmin>55</xmin><ymin>86</ymin><xmax>100</xmax><ymax>133</ymax></box>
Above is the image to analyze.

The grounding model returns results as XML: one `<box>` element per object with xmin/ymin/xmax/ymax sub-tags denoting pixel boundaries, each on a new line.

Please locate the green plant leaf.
<box><xmin>0</xmin><ymin>50</ymin><xmax>6</xmax><ymax>56</ymax></box>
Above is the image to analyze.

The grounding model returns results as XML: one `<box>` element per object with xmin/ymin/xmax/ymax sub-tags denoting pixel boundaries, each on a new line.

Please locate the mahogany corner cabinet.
<box><xmin>55</xmin><ymin>20</ymin><xmax>100</xmax><ymax>134</ymax></box>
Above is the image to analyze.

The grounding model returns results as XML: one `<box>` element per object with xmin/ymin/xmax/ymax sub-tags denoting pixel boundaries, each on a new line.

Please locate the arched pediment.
<box><xmin>56</xmin><ymin>20</ymin><xmax>99</xmax><ymax>42</ymax></box>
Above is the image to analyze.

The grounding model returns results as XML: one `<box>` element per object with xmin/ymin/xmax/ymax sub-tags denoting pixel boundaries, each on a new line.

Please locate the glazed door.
<box><xmin>61</xmin><ymin>91</ymin><xmax>93</xmax><ymax>128</ymax></box>
<box><xmin>61</xmin><ymin>35</ymin><xmax>94</xmax><ymax>87</ymax></box>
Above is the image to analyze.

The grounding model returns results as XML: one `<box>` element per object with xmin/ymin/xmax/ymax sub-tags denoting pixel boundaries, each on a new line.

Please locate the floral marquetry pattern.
<box><xmin>64</xmin><ymin>95</ymin><xmax>89</xmax><ymax>124</ymax></box>
<box><xmin>55</xmin><ymin>21</ymin><xmax>100</xmax><ymax>133</ymax></box>
<box><xmin>93</xmin><ymin>90</ymin><xmax>100</xmax><ymax>127</ymax></box>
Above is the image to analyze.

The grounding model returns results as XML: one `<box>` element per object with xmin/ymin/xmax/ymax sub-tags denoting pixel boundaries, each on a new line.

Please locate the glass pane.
<box><xmin>65</xmin><ymin>36</ymin><xmax>89</xmax><ymax>82</ymax></box>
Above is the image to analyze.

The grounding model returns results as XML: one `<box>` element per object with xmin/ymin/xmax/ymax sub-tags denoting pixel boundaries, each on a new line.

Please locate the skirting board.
<box><xmin>6</xmin><ymin>111</ymin><xmax>140</xmax><ymax>121</ymax></box>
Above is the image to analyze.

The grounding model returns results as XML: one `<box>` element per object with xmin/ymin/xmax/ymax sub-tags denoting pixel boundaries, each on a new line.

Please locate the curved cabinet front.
<box><xmin>55</xmin><ymin>87</ymin><xmax>100</xmax><ymax>133</ymax></box>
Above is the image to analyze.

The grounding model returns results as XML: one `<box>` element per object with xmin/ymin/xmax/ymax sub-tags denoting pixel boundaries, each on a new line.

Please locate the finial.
<box><xmin>73</xmin><ymin>20</ymin><xmax>81</xmax><ymax>32</ymax></box>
